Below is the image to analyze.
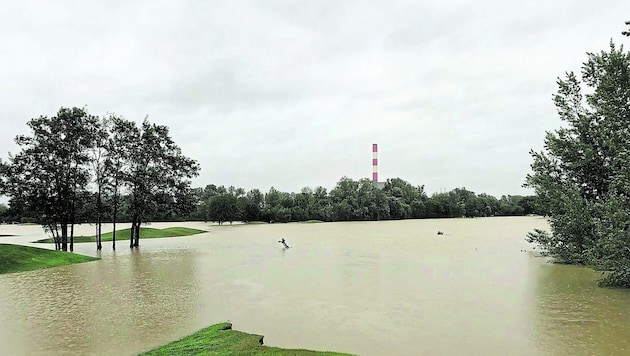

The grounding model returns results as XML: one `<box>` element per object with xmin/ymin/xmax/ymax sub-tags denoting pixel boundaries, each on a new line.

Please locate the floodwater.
<box><xmin>1</xmin><ymin>217</ymin><xmax>629</xmax><ymax>356</ymax></box>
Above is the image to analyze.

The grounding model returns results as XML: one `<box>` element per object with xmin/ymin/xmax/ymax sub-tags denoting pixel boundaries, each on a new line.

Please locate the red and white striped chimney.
<box><xmin>372</xmin><ymin>143</ymin><xmax>378</xmax><ymax>183</ymax></box>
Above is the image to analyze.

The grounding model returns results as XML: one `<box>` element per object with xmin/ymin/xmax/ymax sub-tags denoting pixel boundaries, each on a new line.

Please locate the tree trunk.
<box><xmin>134</xmin><ymin>219</ymin><xmax>140</xmax><ymax>247</ymax></box>
<box><xmin>96</xmin><ymin>186</ymin><xmax>102</xmax><ymax>251</ymax></box>
<box><xmin>112</xmin><ymin>214</ymin><xmax>116</xmax><ymax>251</ymax></box>
<box><xmin>70</xmin><ymin>221</ymin><xmax>74</xmax><ymax>252</ymax></box>
<box><xmin>51</xmin><ymin>224</ymin><xmax>60</xmax><ymax>251</ymax></box>
<box><xmin>129</xmin><ymin>221</ymin><xmax>134</xmax><ymax>248</ymax></box>
<box><xmin>61</xmin><ymin>223</ymin><xmax>68</xmax><ymax>251</ymax></box>
<box><xmin>112</xmin><ymin>179</ymin><xmax>118</xmax><ymax>250</ymax></box>
<box><xmin>70</xmin><ymin>186</ymin><xmax>76</xmax><ymax>252</ymax></box>
<box><xmin>55</xmin><ymin>224</ymin><xmax>60</xmax><ymax>251</ymax></box>
<box><xmin>130</xmin><ymin>215</ymin><xmax>137</xmax><ymax>248</ymax></box>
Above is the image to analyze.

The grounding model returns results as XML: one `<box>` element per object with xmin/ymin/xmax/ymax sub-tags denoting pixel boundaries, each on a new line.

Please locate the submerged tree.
<box><xmin>107</xmin><ymin>115</ymin><xmax>136</xmax><ymax>250</ymax></box>
<box><xmin>525</xmin><ymin>36</ymin><xmax>630</xmax><ymax>286</ymax></box>
<box><xmin>1</xmin><ymin>107</ymin><xmax>96</xmax><ymax>251</ymax></box>
<box><xmin>1</xmin><ymin>109</ymin><xmax>199</xmax><ymax>250</ymax></box>
<box><xmin>123</xmin><ymin>119</ymin><xmax>199</xmax><ymax>247</ymax></box>
<box><xmin>89</xmin><ymin>115</ymin><xmax>110</xmax><ymax>251</ymax></box>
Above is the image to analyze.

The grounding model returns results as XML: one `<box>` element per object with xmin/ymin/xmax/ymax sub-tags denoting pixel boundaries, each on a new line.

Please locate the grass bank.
<box><xmin>35</xmin><ymin>227</ymin><xmax>207</xmax><ymax>243</ymax></box>
<box><xmin>0</xmin><ymin>243</ymin><xmax>99</xmax><ymax>274</ymax></box>
<box><xmin>140</xmin><ymin>322</ymin><xmax>353</xmax><ymax>356</ymax></box>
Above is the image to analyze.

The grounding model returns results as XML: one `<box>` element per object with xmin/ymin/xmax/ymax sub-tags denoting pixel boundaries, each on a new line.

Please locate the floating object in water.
<box><xmin>278</xmin><ymin>238</ymin><xmax>290</xmax><ymax>249</ymax></box>
<box><xmin>437</xmin><ymin>231</ymin><xmax>444</xmax><ymax>235</ymax></box>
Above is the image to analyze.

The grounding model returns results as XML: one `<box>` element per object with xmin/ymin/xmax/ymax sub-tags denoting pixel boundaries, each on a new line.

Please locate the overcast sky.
<box><xmin>1</xmin><ymin>1</ymin><xmax>629</xmax><ymax>198</ymax></box>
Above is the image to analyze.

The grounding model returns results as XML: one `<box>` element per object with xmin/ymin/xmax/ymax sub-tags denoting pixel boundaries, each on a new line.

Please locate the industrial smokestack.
<box><xmin>372</xmin><ymin>143</ymin><xmax>378</xmax><ymax>183</ymax></box>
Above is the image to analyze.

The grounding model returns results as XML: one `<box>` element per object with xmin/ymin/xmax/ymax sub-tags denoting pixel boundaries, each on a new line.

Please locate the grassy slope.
<box><xmin>0</xmin><ymin>243</ymin><xmax>99</xmax><ymax>274</ymax></box>
<box><xmin>35</xmin><ymin>227</ymin><xmax>207</xmax><ymax>243</ymax></box>
<box><xmin>140</xmin><ymin>323</ymin><xmax>353</xmax><ymax>356</ymax></box>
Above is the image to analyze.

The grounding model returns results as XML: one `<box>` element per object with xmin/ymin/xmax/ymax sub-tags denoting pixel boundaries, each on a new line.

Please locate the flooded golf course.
<box><xmin>1</xmin><ymin>216</ymin><xmax>629</xmax><ymax>355</ymax></box>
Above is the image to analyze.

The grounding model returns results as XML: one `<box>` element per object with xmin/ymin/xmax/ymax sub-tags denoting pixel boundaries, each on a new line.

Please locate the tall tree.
<box><xmin>123</xmin><ymin>119</ymin><xmax>199</xmax><ymax>247</ymax></box>
<box><xmin>311</xmin><ymin>186</ymin><xmax>334</xmax><ymax>221</ymax></box>
<box><xmin>330</xmin><ymin>177</ymin><xmax>360</xmax><ymax>221</ymax></box>
<box><xmin>208</xmin><ymin>194</ymin><xmax>239</xmax><ymax>224</ymax></box>
<box><xmin>106</xmin><ymin>115</ymin><xmax>135</xmax><ymax>250</ymax></box>
<box><xmin>89</xmin><ymin>116</ymin><xmax>110</xmax><ymax>251</ymax></box>
<box><xmin>2</xmin><ymin>107</ymin><xmax>96</xmax><ymax>251</ymax></box>
<box><xmin>525</xmin><ymin>38</ymin><xmax>630</xmax><ymax>286</ymax></box>
<box><xmin>243</xmin><ymin>188</ymin><xmax>264</xmax><ymax>222</ymax></box>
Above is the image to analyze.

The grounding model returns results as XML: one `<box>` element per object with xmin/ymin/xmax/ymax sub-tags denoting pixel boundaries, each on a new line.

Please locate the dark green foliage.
<box><xmin>208</xmin><ymin>194</ymin><xmax>240</xmax><ymax>225</ymax></box>
<box><xmin>122</xmin><ymin>119</ymin><xmax>200</xmax><ymax>247</ymax></box>
<box><xmin>192</xmin><ymin>178</ymin><xmax>539</xmax><ymax>225</ymax></box>
<box><xmin>0</xmin><ymin>203</ymin><xmax>7</xmax><ymax>223</ymax></box>
<box><xmin>525</xmin><ymin>37</ymin><xmax>630</xmax><ymax>286</ymax></box>
<box><xmin>1</xmin><ymin>107</ymin><xmax>97</xmax><ymax>251</ymax></box>
<box><xmin>0</xmin><ymin>108</ymin><xmax>200</xmax><ymax>250</ymax></box>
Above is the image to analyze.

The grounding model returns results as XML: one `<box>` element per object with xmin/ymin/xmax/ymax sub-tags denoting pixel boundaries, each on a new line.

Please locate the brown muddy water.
<box><xmin>0</xmin><ymin>217</ymin><xmax>629</xmax><ymax>355</ymax></box>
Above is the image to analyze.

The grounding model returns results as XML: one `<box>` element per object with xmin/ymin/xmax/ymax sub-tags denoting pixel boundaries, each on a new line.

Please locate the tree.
<box><xmin>330</xmin><ymin>177</ymin><xmax>360</xmax><ymax>221</ymax></box>
<box><xmin>106</xmin><ymin>115</ymin><xmax>135</xmax><ymax>250</ymax></box>
<box><xmin>208</xmin><ymin>194</ymin><xmax>239</xmax><ymax>224</ymax></box>
<box><xmin>242</xmin><ymin>189</ymin><xmax>263</xmax><ymax>222</ymax></box>
<box><xmin>123</xmin><ymin>119</ymin><xmax>199</xmax><ymax>247</ymax></box>
<box><xmin>623</xmin><ymin>20</ymin><xmax>630</xmax><ymax>36</ymax></box>
<box><xmin>0</xmin><ymin>161</ymin><xmax>8</xmax><ymax>223</ymax></box>
<box><xmin>0</xmin><ymin>203</ymin><xmax>7</xmax><ymax>223</ymax></box>
<box><xmin>525</xmin><ymin>38</ymin><xmax>630</xmax><ymax>286</ymax></box>
<box><xmin>1</xmin><ymin>107</ymin><xmax>96</xmax><ymax>251</ymax></box>
<box><xmin>0</xmin><ymin>158</ymin><xmax>5</xmax><ymax>190</ymax></box>
<box><xmin>89</xmin><ymin>116</ymin><xmax>110</xmax><ymax>251</ymax></box>
<box><xmin>262</xmin><ymin>187</ymin><xmax>293</xmax><ymax>223</ymax></box>
<box><xmin>311</xmin><ymin>186</ymin><xmax>334</xmax><ymax>221</ymax></box>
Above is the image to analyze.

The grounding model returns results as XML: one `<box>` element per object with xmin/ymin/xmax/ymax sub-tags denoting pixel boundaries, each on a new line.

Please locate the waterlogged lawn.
<box><xmin>35</xmin><ymin>227</ymin><xmax>207</xmax><ymax>243</ymax></box>
<box><xmin>0</xmin><ymin>243</ymin><xmax>99</xmax><ymax>274</ymax></box>
<box><xmin>140</xmin><ymin>323</ymin><xmax>353</xmax><ymax>356</ymax></box>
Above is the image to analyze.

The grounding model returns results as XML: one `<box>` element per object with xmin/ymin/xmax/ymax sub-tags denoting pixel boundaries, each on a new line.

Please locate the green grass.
<box><xmin>140</xmin><ymin>323</ymin><xmax>353</xmax><ymax>356</ymax></box>
<box><xmin>35</xmin><ymin>227</ymin><xmax>207</xmax><ymax>243</ymax></box>
<box><xmin>303</xmin><ymin>220</ymin><xmax>324</xmax><ymax>224</ymax></box>
<box><xmin>0</xmin><ymin>243</ymin><xmax>99</xmax><ymax>274</ymax></box>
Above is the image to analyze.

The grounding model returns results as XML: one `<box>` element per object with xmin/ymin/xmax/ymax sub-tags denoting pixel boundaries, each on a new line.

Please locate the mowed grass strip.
<box><xmin>139</xmin><ymin>323</ymin><xmax>353</xmax><ymax>356</ymax></box>
<box><xmin>35</xmin><ymin>227</ymin><xmax>207</xmax><ymax>243</ymax></box>
<box><xmin>0</xmin><ymin>243</ymin><xmax>99</xmax><ymax>274</ymax></box>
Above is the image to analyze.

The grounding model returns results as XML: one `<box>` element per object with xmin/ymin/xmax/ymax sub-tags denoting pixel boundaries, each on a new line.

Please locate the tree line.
<box><xmin>1</xmin><ymin>176</ymin><xmax>540</xmax><ymax>227</ymax></box>
<box><xmin>0</xmin><ymin>107</ymin><xmax>199</xmax><ymax>251</ymax></box>
<box><xmin>189</xmin><ymin>178</ymin><xmax>540</xmax><ymax>224</ymax></box>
